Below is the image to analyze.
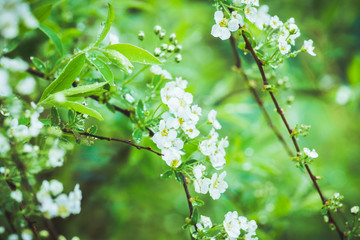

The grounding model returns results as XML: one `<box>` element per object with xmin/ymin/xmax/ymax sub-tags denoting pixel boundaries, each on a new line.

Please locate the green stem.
<box><xmin>122</xmin><ymin>65</ymin><xmax>149</xmax><ymax>86</ymax></box>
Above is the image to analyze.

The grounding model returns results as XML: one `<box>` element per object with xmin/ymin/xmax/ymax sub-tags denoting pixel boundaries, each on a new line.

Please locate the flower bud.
<box><xmin>167</xmin><ymin>45</ymin><xmax>175</xmax><ymax>52</ymax></box>
<box><xmin>160</xmin><ymin>43</ymin><xmax>168</xmax><ymax>51</ymax></box>
<box><xmin>138</xmin><ymin>31</ymin><xmax>145</xmax><ymax>41</ymax></box>
<box><xmin>175</xmin><ymin>54</ymin><xmax>182</xmax><ymax>63</ymax></box>
<box><xmin>154</xmin><ymin>25</ymin><xmax>161</xmax><ymax>34</ymax></box>
<box><xmin>154</xmin><ymin>48</ymin><xmax>161</xmax><ymax>57</ymax></box>
<box><xmin>169</xmin><ymin>33</ymin><xmax>176</xmax><ymax>42</ymax></box>
<box><xmin>175</xmin><ymin>45</ymin><xmax>182</xmax><ymax>52</ymax></box>
<box><xmin>159</xmin><ymin>31</ymin><xmax>166</xmax><ymax>40</ymax></box>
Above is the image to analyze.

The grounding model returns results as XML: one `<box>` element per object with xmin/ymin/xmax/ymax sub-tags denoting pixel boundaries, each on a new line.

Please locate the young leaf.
<box><xmin>87</xmin><ymin>54</ymin><xmax>114</xmax><ymax>84</ymax></box>
<box><xmin>88</xmin><ymin>125</ymin><xmax>98</xmax><ymax>135</ymax></box>
<box><xmin>68</xmin><ymin>109</ymin><xmax>75</xmax><ymax>124</ymax></box>
<box><xmin>33</xmin><ymin>4</ymin><xmax>53</xmax><ymax>23</ymax></box>
<box><xmin>30</xmin><ymin>57</ymin><xmax>46</xmax><ymax>72</ymax></box>
<box><xmin>54</xmin><ymin>82</ymin><xmax>108</xmax><ymax>97</ymax></box>
<box><xmin>132</xmin><ymin>128</ymin><xmax>143</xmax><ymax>143</ymax></box>
<box><xmin>39</xmin><ymin>24</ymin><xmax>64</xmax><ymax>56</ymax></box>
<box><xmin>50</xmin><ymin>106</ymin><xmax>60</xmax><ymax>126</ymax></box>
<box><xmin>106</xmin><ymin>44</ymin><xmax>162</xmax><ymax>65</ymax></box>
<box><xmin>160</xmin><ymin>170</ymin><xmax>173</xmax><ymax>179</ymax></box>
<box><xmin>136</xmin><ymin>100</ymin><xmax>145</xmax><ymax>123</ymax></box>
<box><xmin>39</xmin><ymin>53</ymin><xmax>86</xmax><ymax>102</ymax></box>
<box><xmin>99</xmin><ymin>48</ymin><xmax>134</xmax><ymax>74</ymax></box>
<box><xmin>93</xmin><ymin>3</ymin><xmax>115</xmax><ymax>47</ymax></box>
<box><xmin>57</xmin><ymin>101</ymin><xmax>104</xmax><ymax>121</ymax></box>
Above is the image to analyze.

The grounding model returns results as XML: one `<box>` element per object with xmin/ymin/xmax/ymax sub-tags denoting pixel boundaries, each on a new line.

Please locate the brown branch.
<box><xmin>179</xmin><ymin>172</ymin><xmax>197</xmax><ymax>232</ymax></box>
<box><xmin>6</xmin><ymin>178</ymin><xmax>40</xmax><ymax>240</ymax></box>
<box><xmin>236</xmin><ymin>31</ymin><xmax>344</xmax><ymax>239</ymax></box>
<box><xmin>229</xmin><ymin>35</ymin><xmax>294</xmax><ymax>157</ymax></box>
<box><xmin>62</xmin><ymin>129</ymin><xmax>162</xmax><ymax>156</ymax></box>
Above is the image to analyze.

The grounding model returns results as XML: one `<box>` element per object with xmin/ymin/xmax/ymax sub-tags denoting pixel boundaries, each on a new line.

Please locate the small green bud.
<box><xmin>154</xmin><ymin>48</ymin><xmax>161</xmax><ymax>57</ymax></box>
<box><xmin>138</xmin><ymin>31</ymin><xmax>145</xmax><ymax>41</ymax></box>
<box><xmin>159</xmin><ymin>31</ymin><xmax>166</xmax><ymax>40</ymax></box>
<box><xmin>160</xmin><ymin>43</ymin><xmax>168</xmax><ymax>51</ymax></box>
<box><xmin>169</xmin><ymin>33</ymin><xmax>176</xmax><ymax>42</ymax></box>
<box><xmin>167</xmin><ymin>44</ymin><xmax>175</xmax><ymax>52</ymax></box>
<box><xmin>175</xmin><ymin>45</ymin><xmax>182</xmax><ymax>53</ymax></box>
<box><xmin>175</xmin><ymin>54</ymin><xmax>182</xmax><ymax>63</ymax></box>
<box><xmin>154</xmin><ymin>25</ymin><xmax>161</xmax><ymax>34</ymax></box>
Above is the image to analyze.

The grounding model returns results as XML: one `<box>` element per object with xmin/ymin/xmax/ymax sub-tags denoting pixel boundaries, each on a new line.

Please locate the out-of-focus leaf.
<box><xmin>50</xmin><ymin>106</ymin><xmax>60</xmax><ymax>126</ymax></box>
<box><xmin>106</xmin><ymin>44</ymin><xmax>162</xmax><ymax>65</ymax></box>
<box><xmin>347</xmin><ymin>54</ymin><xmax>360</xmax><ymax>85</ymax></box>
<box><xmin>30</xmin><ymin>57</ymin><xmax>46</xmax><ymax>72</ymax></box>
<box><xmin>132</xmin><ymin>128</ymin><xmax>143</xmax><ymax>143</ymax></box>
<box><xmin>39</xmin><ymin>24</ymin><xmax>64</xmax><ymax>56</ymax></box>
<box><xmin>136</xmin><ymin>100</ymin><xmax>145</xmax><ymax>123</ymax></box>
<box><xmin>33</xmin><ymin>5</ymin><xmax>53</xmax><ymax>23</ymax></box>
<box><xmin>93</xmin><ymin>3</ymin><xmax>114</xmax><ymax>47</ymax></box>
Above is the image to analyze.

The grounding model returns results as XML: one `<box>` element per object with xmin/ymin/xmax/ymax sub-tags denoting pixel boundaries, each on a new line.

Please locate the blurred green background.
<box><xmin>15</xmin><ymin>0</ymin><xmax>360</xmax><ymax>239</ymax></box>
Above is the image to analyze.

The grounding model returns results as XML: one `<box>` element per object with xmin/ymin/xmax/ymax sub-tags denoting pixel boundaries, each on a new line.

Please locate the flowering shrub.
<box><xmin>0</xmin><ymin>0</ymin><xmax>359</xmax><ymax>239</ymax></box>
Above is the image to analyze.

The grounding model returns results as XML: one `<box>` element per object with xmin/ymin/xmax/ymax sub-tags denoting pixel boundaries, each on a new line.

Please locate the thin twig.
<box><xmin>237</xmin><ymin>31</ymin><xmax>344</xmax><ymax>239</ymax></box>
<box><xmin>179</xmin><ymin>172</ymin><xmax>197</xmax><ymax>232</ymax></box>
<box><xmin>62</xmin><ymin>129</ymin><xmax>162</xmax><ymax>156</ymax></box>
<box><xmin>229</xmin><ymin>35</ymin><xmax>294</xmax><ymax>157</ymax></box>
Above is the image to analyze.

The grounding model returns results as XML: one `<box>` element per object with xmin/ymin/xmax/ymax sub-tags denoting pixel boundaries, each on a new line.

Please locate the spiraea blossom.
<box><xmin>37</xmin><ymin>180</ymin><xmax>82</xmax><ymax>219</ymax></box>
<box><xmin>303</xmin><ymin>147</ymin><xmax>319</xmax><ymax>159</ymax></box>
<box><xmin>223</xmin><ymin>211</ymin><xmax>258</xmax><ymax>239</ymax></box>
<box><xmin>211</xmin><ymin>11</ymin><xmax>243</xmax><ymax>40</ymax></box>
<box><xmin>303</xmin><ymin>39</ymin><xmax>316</xmax><ymax>56</ymax></box>
<box><xmin>209</xmin><ymin>171</ymin><xmax>228</xmax><ymax>200</ymax></box>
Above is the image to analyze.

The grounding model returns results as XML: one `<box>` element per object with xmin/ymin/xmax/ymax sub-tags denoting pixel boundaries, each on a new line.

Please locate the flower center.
<box><xmin>219</xmin><ymin>18</ymin><xmax>228</xmax><ymax>27</ymax></box>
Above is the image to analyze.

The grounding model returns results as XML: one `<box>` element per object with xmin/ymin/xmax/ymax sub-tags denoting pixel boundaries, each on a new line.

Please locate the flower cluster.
<box><xmin>0</xmin><ymin>0</ymin><xmax>38</xmax><ymax>40</ymax></box>
<box><xmin>211</xmin><ymin>0</ymin><xmax>316</xmax><ymax>67</ymax></box>
<box><xmin>223</xmin><ymin>211</ymin><xmax>258</xmax><ymax>240</ymax></box>
<box><xmin>193</xmin><ymin>164</ymin><xmax>228</xmax><ymax>200</ymax></box>
<box><xmin>37</xmin><ymin>180</ymin><xmax>82</xmax><ymax>219</ymax></box>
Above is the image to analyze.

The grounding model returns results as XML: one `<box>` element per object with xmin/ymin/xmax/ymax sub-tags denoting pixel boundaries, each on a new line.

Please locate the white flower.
<box><xmin>21</xmin><ymin>230</ymin><xmax>33</xmax><ymax>240</ymax></box>
<box><xmin>0</xmin><ymin>226</ymin><xmax>4</xmax><ymax>234</ymax></box>
<box><xmin>125</xmin><ymin>93</ymin><xmax>135</xmax><ymax>103</ymax></box>
<box><xmin>16</xmin><ymin>76</ymin><xmax>36</xmax><ymax>95</ymax></box>
<box><xmin>194</xmin><ymin>177</ymin><xmax>211</xmax><ymax>194</ymax></box>
<box><xmin>303</xmin><ymin>147</ymin><xmax>318</xmax><ymax>159</ymax></box>
<box><xmin>223</xmin><ymin>211</ymin><xmax>241</xmax><ymax>238</ymax></box>
<box><xmin>8</xmin><ymin>234</ymin><xmax>19</xmax><ymax>240</ymax></box>
<box><xmin>208</xmin><ymin>109</ymin><xmax>221</xmax><ymax>129</ymax></box>
<box><xmin>28</xmin><ymin>111</ymin><xmax>44</xmax><ymax>137</ymax></box>
<box><xmin>48</xmin><ymin>139</ymin><xmax>66</xmax><ymax>167</ymax></box>
<box><xmin>303</xmin><ymin>39</ymin><xmax>316</xmax><ymax>56</ymax></box>
<box><xmin>150</xmin><ymin>65</ymin><xmax>172</xmax><ymax>79</ymax></box>
<box><xmin>55</xmin><ymin>194</ymin><xmax>71</xmax><ymax>218</ymax></box>
<box><xmin>39</xmin><ymin>196</ymin><xmax>58</xmax><ymax>218</ymax></box>
<box><xmin>10</xmin><ymin>190</ymin><xmax>23</xmax><ymax>202</ymax></box>
<box><xmin>244</xmin><ymin>6</ymin><xmax>257</xmax><ymax>23</ymax></box>
<box><xmin>278</xmin><ymin>37</ymin><xmax>291</xmax><ymax>55</ymax></box>
<box><xmin>68</xmin><ymin>184</ymin><xmax>82</xmax><ymax>214</ymax></box>
<box><xmin>255</xmin><ymin>5</ymin><xmax>271</xmax><ymax>30</ymax></box>
<box><xmin>182</xmin><ymin>122</ymin><xmax>200</xmax><ymax>139</ymax></box>
<box><xmin>211</xmin><ymin>11</ymin><xmax>240</xmax><ymax>40</ymax></box>
<box><xmin>270</xmin><ymin>15</ymin><xmax>283</xmax><ymax>29</ymax></box>
<box><xmin>8</xmin><ymin>119</ymin><xmax>29</xmax><ymax>140</ymax></box>
<box><xmin>0</xmin><ymin>69</ymin><xmax>12</xmax><ymax>97</ymax></box>
<box><xmin>0</xmin><ymin>57</ymin><xmax>28</xmax><ymax>72</ymax></box>
<box><xmin>351</xmin><ymin>206</ymin><xmax>359</xmax><ymax>214</ymax></box>
<box><xmin>209</xmin><ymin>171</ymin><xmax>228</xmax><ymax>199</ymax></box>
<box><xmin>196</xmin><ymin>215</ymin><xmax>213</xmax><ymax>230</ymax></box>
<box><xmin>49</xmin><ymin>180</ymin><xmax>63</xmax><ymax>196</ymax></box>
<box><xmin>109</xmin><ymin>33</ymin><xmax>119</xmax><ymax>44</ymax></box>
<box><xmin>193</xmin><ymin>164</ymin><xmax>206</xmax><ymax>179</ymax></box>
<box><xmin>0</xmin><ymin>133</ymin><xmax>10</xmax><ymax>156</ymax></box>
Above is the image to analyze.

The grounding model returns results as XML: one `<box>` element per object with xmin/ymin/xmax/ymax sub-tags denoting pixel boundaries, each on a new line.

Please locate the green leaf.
<box><xmin>106</xmin><ymin>44</ymin><xmax>162</xmax><ymax>65</ymax></box>
<box><xmin>136</xmin><ymin>100</ymin><xmax>145</xmax><ymax>123</ymax></box>
<box><xmin>30</xmin><ymin>57</ymin><xmax>46</xmax><ymax>72</ymax></box>
<box><xmin>321</xmin><ymin>206</ymin><xmax>329</xmax><ymax>216</ymax></box>
<box><xmin>174</xmin><ymin>172</ymin><xmax>184</xmax><ymax>184</ymax></box>
<box><xmin>347</xmin><ymin>54</ymin><xmax>360</xmax><ymax>85</ymax></box>
<box><xmin>185</xmin><ymin>159</ymin><xmax>197</xmax><ymax>166</ymax></box>
<box><xmin>99</xmin><ymin>48</ymin><xmax>134</xmax><ymax>74</ymax></box>
<box><xmin>55</xmin><ymin>82</ymin><xmax>108</xmax><ymax>97</ymax></box>
<box><xmin>160</xmin><ymin>170</ymin><xmax>173</xmax><ymax>179</ymax></box>
<box><xmin>88</xmin><ymin>125</ymin><xmax>98</xmax><ymax>135</ymax></box>
<box><xmin>87</xmin><ymin>54</ymin><xmax>114</xmax><ymax>85</ymax></box>
<box><xmin>39</xmin><ymin>24</ymin><xmax>64</xmax><ymax>56</ymax></box>
<box><xmin>39</xmin><ymin>53</ymin><xmax>86</xmax><ymax>102</ymax></box>
<box><xmin>132</xmin><ymin>128</ymin><xmax>143</xmax><ymax>143</ymax></box>
<box><xmin>33</xmin><ymin>4</ymin><xmax>53</xmax><ymax>23</ymax></box>
<box><xmin>191</xmin><ymin>208</ymin><xmax>199</xmax><ymax>224</ymax></box>
<box><xmin>93</xmin><ymin>3</ymin><xmax>115</xmax><ymax>47</ymax></box>
<box><xmin>2</xmin><ymin>36</ymin><xmax>23</xmax><ymax>55</ymax></box>
<box><xmin>68</xmin><ymin>109</ymin><xmax>75</xmax><ymax>124</ymax></box>
<box><xmin>58</xmin><ymin>101</ymin><xmax>103</xmax><ymax>121</ymax></box>
<box><xmin>50</xmin><ymin>107</ymin><xmax>60</xmax><ymax>126</ymax></box>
